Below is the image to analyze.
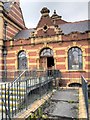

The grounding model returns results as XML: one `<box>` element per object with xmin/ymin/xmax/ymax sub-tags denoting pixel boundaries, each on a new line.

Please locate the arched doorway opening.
<box><xmin>39</xmin><ymin>48</ymin><xmax>54</xmax><ymax>70</ymax></box>
<box><xmin>68</xmin><ymin>83</ymin><xmax>82</xmax><ymax>87</ymax></box>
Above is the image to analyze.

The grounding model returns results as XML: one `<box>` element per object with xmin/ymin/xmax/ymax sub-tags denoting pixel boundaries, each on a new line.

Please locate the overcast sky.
<box><xmin>19</xmin><ymin>0</ymin><xmax>89</xmax><ymax>28</ymax></box>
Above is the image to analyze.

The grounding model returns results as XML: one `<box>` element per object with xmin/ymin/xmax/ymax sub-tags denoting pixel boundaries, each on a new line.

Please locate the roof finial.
<box><xmin>41</xmin><ymin>7</ymin><xmax>50</xmax><ymax>17</ymax></box>
<box><xmin>54</xmin><ymin>10</ymin><xmax>56</xmax><ymax>14</ymax></box>
<box><xmin>51</xmin><ymin>9</ymin><xmax>62</xmax><ymax>19</ymax></box>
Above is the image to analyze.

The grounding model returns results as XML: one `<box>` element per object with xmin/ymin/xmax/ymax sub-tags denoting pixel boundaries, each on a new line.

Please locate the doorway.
<box><xmin>39</xmin><ymin>48</ymin><xmax>54</xmax><ymax>70</ymax></box>
<box><xmin>47</xmin><ymin>57</ymin><xmax>54</xmax><ymax>68</ymax></box>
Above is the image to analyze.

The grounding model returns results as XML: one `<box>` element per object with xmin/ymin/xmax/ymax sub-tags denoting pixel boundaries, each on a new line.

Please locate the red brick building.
<box><xmin>0</xmin><ymin>0</ymin><xmax>90</xmax><ymax>87</ymax></box>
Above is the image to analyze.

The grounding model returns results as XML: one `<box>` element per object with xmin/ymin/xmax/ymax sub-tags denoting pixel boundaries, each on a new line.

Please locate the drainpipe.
<box><xmin>3</xmin><ymin>21</ymin><xmax>7</xmax><ymax>82</ymax></box>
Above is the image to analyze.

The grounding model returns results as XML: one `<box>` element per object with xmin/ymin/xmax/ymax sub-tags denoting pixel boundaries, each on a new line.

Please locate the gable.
<box><xmin>37</xmin><ymin>16</ymin><xmax>54</xmax><ymax>28</ymax></box>
<box><xmin>3</xmin><ymin>1</ymin><xmax>26</xmax><ymax>40</ymax></box>
<box><xmin>35</xmin><ymin>7</ymin><xmax>59</xmax><ymax>37</ymax></box>
<box><xmin>7</xmin><ymin>2</ymin><xmax>25</xmax><ymax>29</ymax></box>
<box><xmin>36</xmin><ymin>16</ymin><xmax>56</xmax><ymax>37</ymax></box>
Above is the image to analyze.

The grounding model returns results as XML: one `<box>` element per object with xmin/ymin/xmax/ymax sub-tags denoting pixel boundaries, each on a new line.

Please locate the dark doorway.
<box><xmin>47</xmin><ymin>57</ymin><xmax>54</xmax><ymax>68</ymax></box>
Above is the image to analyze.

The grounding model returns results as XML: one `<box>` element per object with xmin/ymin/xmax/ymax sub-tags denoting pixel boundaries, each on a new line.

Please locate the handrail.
<box><xmin>1</xmin><ymin>70</ymin><xmax>26</xmax><ymax>120</ymax></box>
<box><xmin>81</xmin><ymin>75</ymin><xmax>89</xmax><ymax>119</ymax></box>
<box><xmin>81</xmin><ymin>75</ymin><xmax>88</xmax><ymax>84</ymax></box>
<box><xmin>1</xmin><ymin>69</ymin><xmax>57</xmax><ymax>119</ymax></box>
<box><xmin>10</xmin><ymin>70</ymin><xmax>26</xmax><ymax>88</ymax></box>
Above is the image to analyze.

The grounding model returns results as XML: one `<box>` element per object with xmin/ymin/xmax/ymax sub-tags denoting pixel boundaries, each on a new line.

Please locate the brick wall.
<box><xmin>5</xmin><ymin>32</ymin><xmax>90</xmax><ymax>86</ymax></box>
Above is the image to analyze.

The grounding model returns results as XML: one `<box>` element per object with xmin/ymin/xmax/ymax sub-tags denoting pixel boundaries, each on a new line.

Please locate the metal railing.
<box><xmin>81</xmin><ymin>75</ymin><xmax>89</xmax><ymax>119</ymax></box>
<box><xmin>0</xmin><ymin>69</ymin><xmax>60</xmax><ymax>120</ymax></box>
<box><xmin>1</xmin><ymin>70</ymin><xmax>27</xmax><ymax>120</ymax></box>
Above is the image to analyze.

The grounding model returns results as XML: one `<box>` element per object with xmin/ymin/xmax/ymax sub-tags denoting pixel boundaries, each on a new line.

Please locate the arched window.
<box><xmin>68</xmin><ymin>47</ymin><xmax>82</xmax><ymax>70</ymax></box>
<box><xmin>18</xmin><ymin>51</ymin><xmax>27</xmax><ymax>69</ymax></box>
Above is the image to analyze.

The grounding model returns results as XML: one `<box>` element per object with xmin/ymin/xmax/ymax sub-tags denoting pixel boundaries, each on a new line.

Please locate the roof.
<box><xmin>3</xmin><ymin>1</ymin><xmax>26</xmax><ymax>29</ymax></box>
<box><xmin>0</xmin><ymin>0</ymin><xmax>12</xmax><ymax>12</ymax></box>
<box><xmin>13</xmin><ymin>20</ymin><xmax>90</xmax><ymax>40</ymax></box>
<box><xmin>3</xmin><ymin>2</ymin><xmax>12</xmax><ymax>12</ymax></box>
<box><xmin>2</xmin><ymin>1</ymin><xmax>19</xmax><ymax>12</ymax></box>
<box><xmin>59</xmin><ymin>20</ymin><xmax>90</xmax><ymax>34</ymax></box>
<box><xmin>13</xmin><ymin>29</ymin><xmax>34</xmax><ymax>40</ymax></box>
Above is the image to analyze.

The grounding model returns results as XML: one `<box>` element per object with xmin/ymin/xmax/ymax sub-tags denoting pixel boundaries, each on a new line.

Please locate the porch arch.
<box><xmin>39</xmin><ymin>47</ymin><xmax>55</xmax><ymax>70</ymax></box>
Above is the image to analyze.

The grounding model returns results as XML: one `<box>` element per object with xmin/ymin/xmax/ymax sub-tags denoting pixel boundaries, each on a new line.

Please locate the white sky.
<box><xmin>19</xmin><ymin>0</ymin><xmax>89</xmax><ymax>28</ymax></box>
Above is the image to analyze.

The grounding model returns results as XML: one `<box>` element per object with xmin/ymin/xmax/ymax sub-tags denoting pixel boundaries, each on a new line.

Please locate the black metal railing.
<box><xmin>81</xmin><ymin>75</ymin><xmax>89</xmax><ymax>119</ymax></box>
<box><xmin>0</xmin><ymin>69</ymin><xmax>60</xmax><ymax>120</ymax></box>
<box><xmin>1</xmin><ymin>70</ymin><xmax>27</xmax><ymax>120</ymax></box>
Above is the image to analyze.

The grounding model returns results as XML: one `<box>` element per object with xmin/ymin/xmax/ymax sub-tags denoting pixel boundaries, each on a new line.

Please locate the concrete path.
<box><xmin>43</xmin><ymin>88</ymin><xmax>79</xmax><ymax>119</ymax></box>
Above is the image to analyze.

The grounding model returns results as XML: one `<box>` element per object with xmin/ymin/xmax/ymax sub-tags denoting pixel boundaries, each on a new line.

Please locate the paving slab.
<box><xmin>51</xmin><ymin>89</ymin><xmax>79</xmax><ymax>102</ymax></box>
<box><xmin>43</xmin><ymin>88</ymin><xmax>79</xmax><ymax>119</ymax></box>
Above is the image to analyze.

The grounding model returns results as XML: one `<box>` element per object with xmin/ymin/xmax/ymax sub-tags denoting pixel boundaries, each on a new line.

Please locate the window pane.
<box><xmin>18</xmin><ymin>51</ymin><xmax>27</xmax><ymax>69</ymax></box>
<box><xmin>40</xmin><ymin>48</ymin><xmax>53</xmax><ymax>57</ymax></box>
<box><xmin>18</xmin><ymin>51</ymin><xmax>26</xmax><ymax>58</ymax></box>
<box><xmin>68</xmin><ymin>47</ymin><xmax>82</xmax><ymax>70</ymax></box>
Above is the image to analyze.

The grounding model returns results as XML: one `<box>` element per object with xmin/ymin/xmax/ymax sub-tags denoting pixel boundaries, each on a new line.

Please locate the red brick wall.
<box><xmin>5</xmin><ymin>32</ymin><xmax>90</xmax><ymax>86</ymax></box>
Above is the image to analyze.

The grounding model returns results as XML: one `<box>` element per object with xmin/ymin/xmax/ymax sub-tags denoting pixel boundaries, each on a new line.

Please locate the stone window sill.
<box><xmin>66</xmin><ymin>69</ymin><xmax>86</xmax><ymax>72</ymax></box>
